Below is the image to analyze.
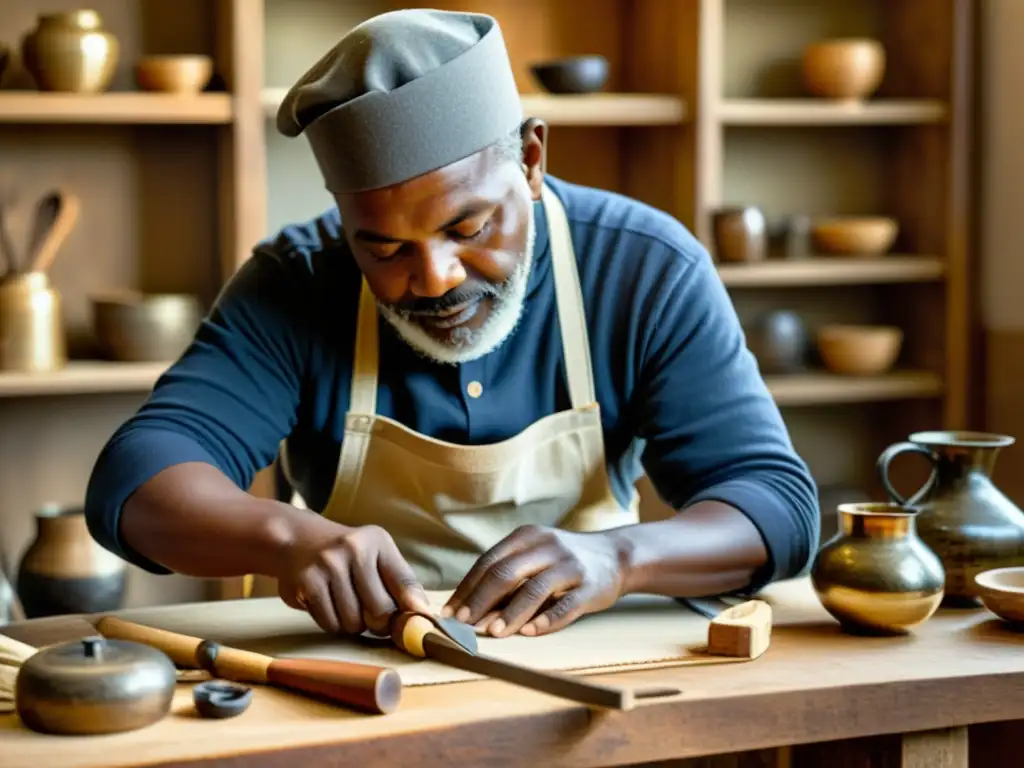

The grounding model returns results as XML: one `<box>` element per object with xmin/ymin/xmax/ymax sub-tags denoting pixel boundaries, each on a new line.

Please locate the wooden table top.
<box><xmin>3</xmin><ymin>596</ymin><xmax>1024</xmax><ymax>768</ymax></box>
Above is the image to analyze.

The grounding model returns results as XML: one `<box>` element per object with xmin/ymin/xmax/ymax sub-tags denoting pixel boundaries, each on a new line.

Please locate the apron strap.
<box><xmin>350</xmin><ymin>277</ymin><xmax>380</xmax><ymax>414</ymax></box>
<box><xmin>541</xmin><ymin>184</ymin><xmax>597</xmax><ymax>408</ymax></box>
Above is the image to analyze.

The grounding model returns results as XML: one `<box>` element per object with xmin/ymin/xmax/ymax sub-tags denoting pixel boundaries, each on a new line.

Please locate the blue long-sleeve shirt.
<box><xmin>85</xmin><ymin>175</ymin><xmax>820</xmax><ymax>586</ymax></box>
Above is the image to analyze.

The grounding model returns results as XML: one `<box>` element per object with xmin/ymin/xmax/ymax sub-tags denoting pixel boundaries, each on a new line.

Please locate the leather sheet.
<box><xmin>112</xmin><ymin>578</ymin><xmax>829</xmax><ymax>686</ymax></box>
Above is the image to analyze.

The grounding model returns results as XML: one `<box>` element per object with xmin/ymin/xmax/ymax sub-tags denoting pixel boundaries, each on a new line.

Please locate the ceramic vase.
<box><xmin>21</xmin><ymin>10</ymin><xmax>119</xmax><ymax>93</ymax></box>
<box><xmin>16</xmin><ymin>504</ymin><xmax>127</xmax><ymax>618</ymax></box>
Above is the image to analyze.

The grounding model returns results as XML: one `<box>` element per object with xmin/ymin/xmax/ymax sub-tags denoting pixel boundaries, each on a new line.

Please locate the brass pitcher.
<box><xmin>811</xmin><ymin>502</ymin><xmax>945</xmax><ymax>635</ymax></box>
<box><xmin>877</xmin><ymin>431</ymin><xmax>1024</xmax><ymax>606</ymax></box>
<box><xmin>0</xmin><ymin>272</ymin><xmax>66</xmax><ymax>372</ymax></box>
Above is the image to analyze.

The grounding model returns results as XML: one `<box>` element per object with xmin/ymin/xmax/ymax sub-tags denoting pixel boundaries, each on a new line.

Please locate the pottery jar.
<box><xmin>0</xmin><ymin>271</ymin><xmax>67</xmax><ymax>373</ymax></box>
<box><xmin>877</xmin><ymin>430</ymin><xmax>1024</xmax><ymax>606</ymax></box>
<box><xmin>745</xmin><ymin>310</ymin><xmax>809</xmax><ymax>374</ymax></box>
<box><xmin>16</xmin><ymin>504</ymin><xmax>127</xmax><ymax>618</ymax></box>
<box><xmin>21</xmin><ymin>10</ymin><xmax>119</xmax><ymax>93</ymax></box>
<box><xmin>811</xmin><ymin>502</ymin><xmax>945</xmax><ymax>635</ymax></box>
<box><xmin>712</xmin><ymin>207</ymin><xmax>768</xmax><ymax>263</ymax></box>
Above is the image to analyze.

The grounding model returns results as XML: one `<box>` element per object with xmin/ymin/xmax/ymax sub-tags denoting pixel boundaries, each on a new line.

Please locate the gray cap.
<box><xmin>276</xmin><ymin>9</ymin><xmax>524</xmax><ymax>194</ymax></box>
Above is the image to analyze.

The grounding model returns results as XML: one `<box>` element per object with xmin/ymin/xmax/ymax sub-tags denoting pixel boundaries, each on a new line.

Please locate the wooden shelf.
<box><xmin>261</xmin><ymin>88</ymin><xmax>687</xmax><ymax>126</ymax></box>
<box><xmin>0</xmin><ymin>362</ymin><xmax>167</xmax><ymax>397</ymax></box>
<box><xmin>717</xmin><ymin>256</ymin><xmax>946</xmax><ymax>287</ymax></box>
<box><xmin>718</xmin><ymin>99</ymin><xmax>948</xmax><ymax>126</ymax></box>
<box><xmin>766</xmin><ymin>371</ymin><xmax>944</xmax><ymax>406</ymax></box>
<box><xmin>0</xmin><ymin>93</ymin><xmax>234</xmax><ymax>124</ymax></box>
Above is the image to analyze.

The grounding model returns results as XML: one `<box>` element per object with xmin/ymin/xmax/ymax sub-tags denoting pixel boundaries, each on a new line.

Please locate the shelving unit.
<box><xmin>0</xmin><ymin>0</ymin><xmax>976</xmax><ymax>608</ymax></box>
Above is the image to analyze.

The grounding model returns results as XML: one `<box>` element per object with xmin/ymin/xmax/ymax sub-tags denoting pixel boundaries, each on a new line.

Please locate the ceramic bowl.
<box><xmin>812</xmin><ymin>216</ymin><xmax>899</xmax><ymax>255</ymax></box>
<box><xmin>802</xmin><ymin>38</ymin><xmax>885</xmax><ymax>102</ymax></box>
<box><xmin>975</xmin><ymin>568</ymin><xmax>1024</xmax><ymax>624</ymax></box>
<box><xmin>134</xmin><ymin>55</ymin><xmax>213</xmax><ymax>94</ymax></box>
<box><xmin>530</xmin><ymin>56</ymin><xmax>608</xmax><ymax>94</ymax></box>
<box><xmin>817</xmin><ymin>324</ymin><xmax>903</xmax><ymax>375</ymax></box>
<box><xmin>91</xmin><ymin>291</ymin><xmax>202</xmax><ymax>362</ymax></box>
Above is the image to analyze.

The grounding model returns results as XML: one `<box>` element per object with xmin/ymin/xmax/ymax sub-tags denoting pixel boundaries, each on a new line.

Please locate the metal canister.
<box><xmin>0</xmin><ymin>271</ymin><xmax>66</xmax><ymax>372</ymax></box>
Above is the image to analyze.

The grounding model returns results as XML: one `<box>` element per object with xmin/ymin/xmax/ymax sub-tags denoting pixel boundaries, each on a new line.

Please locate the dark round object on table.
<box><xmin>193</xmin><ymin>680</ymin><xmax>254</xmax><ymax>719</ymax></box>
<box><xmin>530</xmin><ymin>55</ymin><xmax>608</xmax><ymax>94</ymax></box>
<box><xmin>16</xmin><ymin>636</ymin><xmax>176</xmax><ymax>736</ymax></box>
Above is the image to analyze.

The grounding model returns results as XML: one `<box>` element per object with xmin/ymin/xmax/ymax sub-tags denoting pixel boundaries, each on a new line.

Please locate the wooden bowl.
<box><xmin>975</xmin><ymin>568</ymin><xmax>1024</xmax><ymax>625</ymax></box>
<box><xmin>811</xmin><ymin>217</ymin><xmax>898</xmax><ymax>255</ymax></box>
<box><xmin>530</xmin><ymin>56</ymin><xmax>608</xmax><ymax>94</ymax></box>
<box><xmin>802</xmin><ymin>39</ymin><xmax>885</xmax><ymax>102</ymax></box>
<box><xmin>134</xmin><ymin>55</ymin><xmax>212</xmax><ymax>94</ymax></box>
<box><xmin>91</xmin><ymin>291</ymin><xmax>202</xmax><ymax>362</ymax></box>
<box><xmin>816</xmin><ymin>324</ymin><xmax>903</xmax><ymax>375</ymax></box>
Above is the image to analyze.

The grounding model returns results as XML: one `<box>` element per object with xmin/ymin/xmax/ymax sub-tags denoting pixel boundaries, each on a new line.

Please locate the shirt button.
<box><xmin>467</xmin><ymin>381</ymin><xmax>483</xmax><ymax>399</ymax></box>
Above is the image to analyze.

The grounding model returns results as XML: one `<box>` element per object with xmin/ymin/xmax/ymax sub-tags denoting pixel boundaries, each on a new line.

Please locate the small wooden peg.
<box><xmin>706</xmin><ymin>599</ymin><xmax>773</xmax><ymax>659</ymax></box>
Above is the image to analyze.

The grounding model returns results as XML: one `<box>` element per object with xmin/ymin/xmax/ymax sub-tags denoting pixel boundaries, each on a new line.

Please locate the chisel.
<box><xmin>389</xmin><ymin>612</ymin><xmax>680</xmax><ymax>711</ymax></box>
<box><xmin>95</xmin><ymin>615</ymin><xmax>403</xmax><ymax>714</ymax></box>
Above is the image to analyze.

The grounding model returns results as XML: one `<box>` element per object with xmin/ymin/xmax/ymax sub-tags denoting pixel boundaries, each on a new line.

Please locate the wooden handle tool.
<box><xmin>25</xmin><ymin>189</ymin><xmax>79</xmax><ymax>274</ymax></box>
<box><xmin>390</xmin><ymin>613</ymin><xmax>680</xmax><ymax>711</ymax></box>
<box><xmin>95</xmin><ymin>615</ymin><xmax>402</xmax><ymax>715</ymax></box>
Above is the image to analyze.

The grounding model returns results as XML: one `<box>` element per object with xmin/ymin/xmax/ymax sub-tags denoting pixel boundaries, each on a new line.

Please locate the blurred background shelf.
<box><xmin>766</xmin><ymin>371</ymin><xmax>943</xmax><ymax>407</ymax></box>
<box><xmin>261</xmin><ymin>88</ymin><xmax>688</xmax><ymax>126</ymax></box>
<box><xmin>0</xmin><ymin>362</ymin><xmax>167</xmax><ymax>397</ymax></box>
<box><xmin>717</xmin><ymin>99</ymin><xmax>948</xmax><ymax>125</ymax></box>
<box><xmin>717</xmin><ymin>256</ymin><xmax>946</xmax><ymax>287</ymax></box>
<box><xmin>0</xmin><ymin>0</ymin><xmax>986</xmax><ymax>611</ymax></box>
<box><xmin>0</xmin><ymin>92</ymin><xmax>234</xmax><ymax>124</ymax></box>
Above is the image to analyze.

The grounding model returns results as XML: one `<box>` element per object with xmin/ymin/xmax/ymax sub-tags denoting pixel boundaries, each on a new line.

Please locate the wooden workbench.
<box><xmin>1</xmin><ymin>599</ymin><xmax>1022</xmax><ymax>768</ymax></box>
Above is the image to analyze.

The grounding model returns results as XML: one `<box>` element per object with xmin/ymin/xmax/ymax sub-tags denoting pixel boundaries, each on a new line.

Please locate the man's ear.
<box><xmin>520</xmin><ymin>118</ymin><xmax>547</xmax><ymax>201</ymax></box>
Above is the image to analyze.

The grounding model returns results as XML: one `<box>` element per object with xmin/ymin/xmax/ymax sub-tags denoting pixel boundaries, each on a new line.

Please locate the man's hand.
<box><xmin>276</xmin><ymin>523</ymin><xmax>431</xmax><ymax>636</ymax></box>
<box><xmin>440</xmin><ymin>525</ymin><xmax>630</xmax><ymax>637</ymax></box>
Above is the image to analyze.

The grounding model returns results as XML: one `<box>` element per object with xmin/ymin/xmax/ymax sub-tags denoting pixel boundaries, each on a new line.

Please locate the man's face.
<box><xmin>335</xmin><ymin>128</ymin><xmax>545</xmax><ymax>364</ymax></box>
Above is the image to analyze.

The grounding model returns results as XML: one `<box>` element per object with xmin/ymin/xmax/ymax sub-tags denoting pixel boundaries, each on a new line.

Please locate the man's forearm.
<box><xmin>119</xmin><ymin>462</ymin><xmax>335</xmax><ymax>579</ymax></box>
<box><xmin>613</xmin><ymin>500</ymin><xmax>769</xmax><ymax>597</ymax></box>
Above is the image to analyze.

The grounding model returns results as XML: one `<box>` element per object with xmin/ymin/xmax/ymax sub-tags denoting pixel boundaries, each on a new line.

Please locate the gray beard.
<box><xmin>377</xmin><ymin>211</ymin><xmax>537</xmax><ymax>366</ymax></box>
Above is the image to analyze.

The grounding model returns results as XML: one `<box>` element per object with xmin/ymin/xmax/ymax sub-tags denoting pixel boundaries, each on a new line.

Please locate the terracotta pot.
<box><xmin>16</xmin><ymin>504</ymin><xmax>126</xmax><ymax>618</ymax></box>
<box><xmin>21</xmin><ymin>10</ymin><xmax>119</xmax><ymax>93</ymax></box>
<box><xmin>802</xmin><ymin>38</ymin><xmax>885</xmax><ymax>103</ymax></box>
<box><xmin>712</xmin><ymin>207</ymin><xmax>767</xmax><ymax>263</ymax></box>
<box><xmin>877</xmin><ymin>431</ymin><xmax>1024</xmax><ymax>606</ymax></box>
<box><xmin>816</xmin><ymin>324</ymin><xmax>902</xmax><ymax>375</ymax></box>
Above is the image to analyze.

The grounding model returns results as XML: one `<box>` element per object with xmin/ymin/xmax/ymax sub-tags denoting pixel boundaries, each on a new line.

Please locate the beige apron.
<box><xmin>270</xmin><ymin>184</ymin><xmax>638</xmax><ymax>593</ymax></box>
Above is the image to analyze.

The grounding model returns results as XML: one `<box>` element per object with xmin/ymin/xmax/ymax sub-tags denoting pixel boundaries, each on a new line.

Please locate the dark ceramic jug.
<box><xmin>16</xmin><ymin>504</ymin><xmax>127</xmax><ymax>618</ymax></box>
<box><xmin>746</xmin><ymin>310</ymin><xmax>809</xmax><ymax>374</ymax></box>
<box><xmin>877</xmin><ymin>431</ymin><xmax>1024</xmax><ymax>606</ymax></box>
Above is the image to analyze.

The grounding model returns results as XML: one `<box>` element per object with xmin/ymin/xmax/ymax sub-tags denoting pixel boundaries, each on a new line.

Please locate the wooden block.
<box><xmin>706</xmin><ymin>600</ymin><xmax>772</xmax><ymax>659</ymax></box>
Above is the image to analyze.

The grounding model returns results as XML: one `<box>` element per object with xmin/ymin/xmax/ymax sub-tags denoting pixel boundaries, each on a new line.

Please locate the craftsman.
<box><xmin>84</xmin><ymin>9</ymin><xmax>819</xmax><ymax>640</ymax></box>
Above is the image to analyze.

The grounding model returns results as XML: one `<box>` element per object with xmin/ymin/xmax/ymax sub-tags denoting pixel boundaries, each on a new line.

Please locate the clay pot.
<box><xmin>816</xmin><ymin>324</ymin><xmax>903</xmax><ymax>375</ymax></box>
<box><xmin>877</xmin><ymin>431</ymin><xmax>1024</xmax><ymax>606</ymax></box>
<box><xmin>802</xmin><ymin>38</ymin><xmax>885</xmax><ymax>103</ymax></box>
<box><xmin>712</xmin><ymin>207</ymin><xmax>768</xmax><ymax>263</ymax></box>
<box><xmin>812</xmin><ymin>217</ymin><xmax>899</xmax><ymax>256</ymax></box>
<box><xmin>21</xmin><ymin>10</ymin><xmax>119</xmax><ymax>93</ymax></box>
<box><xmin>134</xmin><ymin>55</ymin><xmax>212</xmax><ymax>94</ymax></box>
<box><xmin>16</xmin><ymin>504</ymin><xmax>127</xmax><ymax>618</ymax></box>
<box><xmin>746</xmin><ymin>311</ymin><xmax>809</xmax><ymax>374</ymax></box>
